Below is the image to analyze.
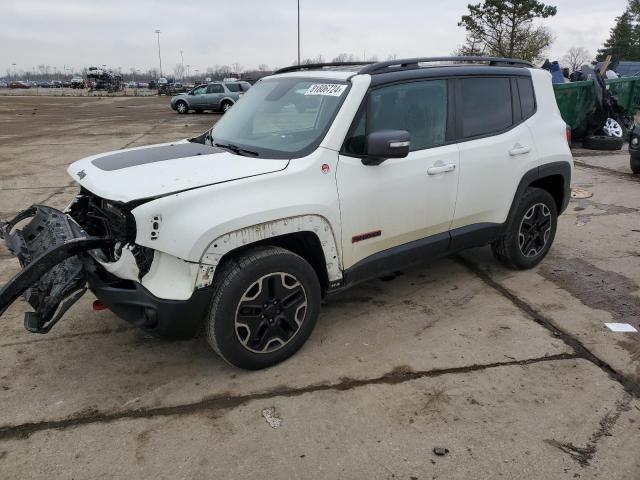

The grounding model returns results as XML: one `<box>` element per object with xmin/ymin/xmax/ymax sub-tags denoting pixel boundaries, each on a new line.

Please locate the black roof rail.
<box><xmin>273</xmin><ymin>56</ymin><xmax>533</xmax><ymax>76</ymax></box>
<box><xmin>359</xmin><ymin>56</ymin><xmax>533</xmax><ymax>75</ymax></box>
<box><xmin>273</xmin><ymin>61</ymin><xmax>372</xmax><ymax>75</ymax></box>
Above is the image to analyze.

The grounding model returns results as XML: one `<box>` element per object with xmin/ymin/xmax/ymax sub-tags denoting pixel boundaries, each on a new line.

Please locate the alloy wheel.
<box><xmin>603</xmin><ymin>118</ymin><xmax>623</xmax><ymax>138</ymax></box>
<box><xmin>234</xmin><ymin>272</ymin><xmax>308</xmax><ymax>353</ymax></box>
<box><xmin>518</xmin><ymin>203</ymin><xmax>552</xmax><ymax>257</ymax></box>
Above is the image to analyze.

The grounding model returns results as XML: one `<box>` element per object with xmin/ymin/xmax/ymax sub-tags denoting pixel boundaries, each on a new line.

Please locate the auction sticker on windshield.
<box><xmin>304</xmin><ymin>84</ymin><xmax>347</xmax><ymax>96</ymax></box>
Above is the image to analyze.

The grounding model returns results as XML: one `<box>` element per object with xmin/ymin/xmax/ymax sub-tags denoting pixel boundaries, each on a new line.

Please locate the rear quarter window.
<box><xmin>517</xmin><ymin>78</ymin><xmax>536</xmax><ymax>120</ymax></box>
<box><xmin>460</xmin><ymin>77</ymin><xmax>513</xmax><ymax>138</ymax></box>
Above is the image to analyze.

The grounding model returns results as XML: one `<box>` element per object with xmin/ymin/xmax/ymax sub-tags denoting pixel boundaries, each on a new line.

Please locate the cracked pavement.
<box><xmin>0</xmin><ymin>97</ymin><xmax>639</xmax><ymax>479</ymax></box>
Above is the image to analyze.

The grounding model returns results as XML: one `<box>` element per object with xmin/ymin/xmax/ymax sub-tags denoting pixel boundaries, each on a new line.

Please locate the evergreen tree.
<box><xmin>597</xmin><ymin>2</ymin><xmax>640</xmax><ymax>62</ymax></box>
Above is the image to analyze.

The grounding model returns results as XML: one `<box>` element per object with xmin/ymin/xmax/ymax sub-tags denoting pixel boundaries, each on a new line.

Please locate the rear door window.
<box><xmin>459</xmin><ymin>77</ymin><xmax>513</xmax><ymax>138</ymax></box>
<box><xmin>225</xmin><ymin>83</ymin><xmax>241</xmax><ymax>92</ymax></box>
<box><xmin>207</xmin><ymin>84</ymin><xmax>224</xmax><ymax>94</ymax></box>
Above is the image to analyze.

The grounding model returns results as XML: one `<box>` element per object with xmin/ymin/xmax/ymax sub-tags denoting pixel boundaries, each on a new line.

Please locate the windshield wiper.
<box><xmin>214</xmin><ymin>142</ymin><xmax>259</xmax><ymax>157</ymax></box>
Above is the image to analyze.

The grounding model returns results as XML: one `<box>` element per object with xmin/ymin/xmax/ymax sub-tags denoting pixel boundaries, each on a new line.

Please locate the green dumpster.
<box><xmin>553</xmin><ymin>77</ymin><xmax>640</xmax><ymax>132</ymax></box>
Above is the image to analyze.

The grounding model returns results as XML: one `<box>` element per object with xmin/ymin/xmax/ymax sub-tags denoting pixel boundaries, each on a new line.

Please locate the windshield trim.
<box><xmin>210</xmin><ymin>77</ymin><xmax>352</xmax><ymax>160</ymax></box>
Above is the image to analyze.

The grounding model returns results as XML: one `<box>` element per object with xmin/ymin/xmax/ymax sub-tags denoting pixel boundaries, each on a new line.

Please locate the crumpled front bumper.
<box><xmin>0</xmin><ymin>206</ymin><xmax>113</xmax><ymax>333</ymax></box>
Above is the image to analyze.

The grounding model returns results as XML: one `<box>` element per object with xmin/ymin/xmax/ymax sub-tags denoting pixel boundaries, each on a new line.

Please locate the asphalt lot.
<box><xmin>0</xmin><ymin>96</ymin><xmax>638</xmax><ymax>479</ymax></box>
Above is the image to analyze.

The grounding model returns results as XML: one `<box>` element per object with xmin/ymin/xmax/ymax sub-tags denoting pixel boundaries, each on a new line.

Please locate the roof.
<box><xmin>615</xmin><ymin>62</ymin><xmax>640</xmax><ymax>77</ymax></box>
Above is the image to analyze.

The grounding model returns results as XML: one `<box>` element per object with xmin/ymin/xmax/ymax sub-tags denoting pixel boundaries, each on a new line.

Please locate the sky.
<box><xmin>0</xmin><ymin>0</ymin><xmax>629</xmax><ymax>76</ymax></box>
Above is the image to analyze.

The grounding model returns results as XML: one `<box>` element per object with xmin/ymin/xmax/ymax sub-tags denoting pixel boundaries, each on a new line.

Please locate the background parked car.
<box><xmin>170</xmin><ymin>82</ymin><xmax>242</xmax><ymax>114</ymax></box>
<box><xmin>0</xmin><ymin>80</ymin><xmax>7</xmax><ymax>88</ymax></box>
<box><xmin>159</xmin><ymin>81</ymin><xmax>187</xmax><ymax>95</ymax></box>
<box><xmin>70</xmin><ymin>77</ymin><xmax>85</xmax><ymax>89</ymax></box>
<box><xmin>9</xmin><ymin>81</ymin><xmax>31</xmax><ymax>89</ymax></box>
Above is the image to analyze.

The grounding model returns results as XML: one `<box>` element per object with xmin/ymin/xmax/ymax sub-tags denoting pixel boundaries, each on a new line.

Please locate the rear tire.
<box><xmin>221</xmin><ymin>100</ymin><xmax>233</xmax><ymax>113</ymax></box>
<box><xmin>582</xmin><ymin>135</ymin><xmax>624</xmax><ymax>151</ymax></box>
<box><xmin>205</xmin><ymin>246</ymin><xmax>321</xmax><ymax>370</ymax></box>
<box><xmin>491</xmin><ymin>187</ymin><xmax>558</xmax><ymax>270</ymax></box>
<box><xmin>631</xmin><ymin>156</ymin><xmax>640</xmax><ymax>174</ymax></box>
<box><xmin>175</xmin><ymin>100</ymin><xmax>188</xmax><ymax>114</ymax></box>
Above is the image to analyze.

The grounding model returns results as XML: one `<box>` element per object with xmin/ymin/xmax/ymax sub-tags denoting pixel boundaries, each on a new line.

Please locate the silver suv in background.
<box><xmin>170</xmin><ymin>82</ymin><xmax>249</xmax><ymax>114</ymax></box>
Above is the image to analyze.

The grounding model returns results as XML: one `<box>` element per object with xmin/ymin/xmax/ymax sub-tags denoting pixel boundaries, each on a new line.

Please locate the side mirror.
<box><xmin>363</xmin><ymin>130</ymin><xmax>410</xmax><ymax>165</ymax></box>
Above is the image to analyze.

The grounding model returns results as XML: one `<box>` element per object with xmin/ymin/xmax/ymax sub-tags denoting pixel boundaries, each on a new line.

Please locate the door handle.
<box><xmin>427</xmin><ymin>164</ymin><xmax>456</xmax><ymax>175</ymax></box>
<box><xmin>509</xmin><ymin>145</ymin><xmax>532</xmax><ymax>156</ymax></box>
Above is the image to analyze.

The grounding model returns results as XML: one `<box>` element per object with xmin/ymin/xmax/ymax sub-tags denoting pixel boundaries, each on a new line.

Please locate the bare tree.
<box><xmin>332</xmin><ymin>53</ymin><xmax>359</xmax><ymax>62</ymax></box>
<box><xmin>562</xmin><ymin>46</ymin><xmax>592</xmax><ymax>72</ymax></box>
<box><xmin>258</xmin><ymin>64</ymin><xmax>269</xmax><ymax>71</ymax></box>
<box><xmin>386</xmin><ymin>53</ymin><xmax>399</xmax><ymax>60</ymax></box>
<box><xmin>173</xmin><ymin>63</ymin><xmax>185</xmax><ymax>80</ymax></box>
<box><xmin>231</xmin><ymin>62</ymin><xmax>244</xmax><ymax>74</ymax></box>
<box><xmin>453</xmin><ymin>32</ymin><xmax>487</xmax><ymax>56</ymax></box>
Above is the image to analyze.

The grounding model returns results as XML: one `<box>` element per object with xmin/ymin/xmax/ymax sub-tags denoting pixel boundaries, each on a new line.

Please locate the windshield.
<box><xmin>210</xmin><ymin>77</ymin><xmax>349</xmax><ymax>158</ymax></box>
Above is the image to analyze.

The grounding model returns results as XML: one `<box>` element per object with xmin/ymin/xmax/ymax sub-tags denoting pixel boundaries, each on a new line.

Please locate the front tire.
<box><xmin>205</xmin><ymin>246</ymin><xmax>321</xmax><ymax>370</ymax></box>
<box><xmin>175</xmin><ymin>100</ymin><xmax>188</xmax><ymax>114</ymax></box>
<box><xmin>491</xmin><ymin>187</ymin><xmax>558</xmax><ymax>270</ymax></box>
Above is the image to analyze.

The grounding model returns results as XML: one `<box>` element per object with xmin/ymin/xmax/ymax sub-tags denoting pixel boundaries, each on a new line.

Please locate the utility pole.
<box><xmin>155</xmin><ymin>29</ymin><xmax>163</xmax><ymax>77</ymax></box>
<box><xmin>11</xmin><ymin>63</ymin><xmax>16</xmax><ymax>80</ymax></box>
<box><xmin>180</xmin><ymin>50</ymin><xmax>184</xmax><ymax>80</ymax></box>
<box><xmin>297</xmin><ymin>0</ymin><xmax>301</xmax><ymax>65</ymax></box>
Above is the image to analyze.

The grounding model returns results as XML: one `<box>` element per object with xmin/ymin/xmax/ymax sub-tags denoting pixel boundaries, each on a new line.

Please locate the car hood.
<box><xmin>67</xmin><ymin>141</ymin><xmax>289</xmax><ymax>203</ymax></box>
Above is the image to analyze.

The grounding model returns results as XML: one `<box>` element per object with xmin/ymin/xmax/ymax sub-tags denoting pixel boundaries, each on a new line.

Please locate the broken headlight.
<box><xmin>68</xmin><ymin>189</ymin><xmax>154</xmax><ymax>277</ymax></box>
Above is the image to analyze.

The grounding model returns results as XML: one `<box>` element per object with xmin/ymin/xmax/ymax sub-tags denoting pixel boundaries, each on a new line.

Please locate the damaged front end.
<box><xmin>0</xmin><ymin>188</ymin><xmax>159</xmax><ymax>333</ymax></box>
<box><xmin>0</xmin><ymin>205</ymin><xmax>113</xmax><ymax>333</ymax></box>
<box><xmin>1</xmin><ymin>190</ymin><xmax>211</xmax><ymax>338</ymax></box>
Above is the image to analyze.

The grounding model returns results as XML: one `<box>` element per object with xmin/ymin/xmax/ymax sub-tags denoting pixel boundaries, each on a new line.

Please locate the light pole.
<box><xmin>155</xmin><ymin>29</ymin><xmax>163</xmax><ymax>77</ymax></box>
<box><xmin>186</xmin><ymin>64</ymin><xmax>190</xmax><ymax>80</ymax></box>
<box><xmin>180</xmin><ymin>50</ymin><xmax>184</xmax><ymax>80</ymax></box>
<box><xmin>11</xmin><ymin>63</ymin><xmax>16</xmax><ymax>80</ymax></box>
<box><xmin>297</xmin><ymin>0</ymin><xmax>300</xmax><ymax>65</ymax></box>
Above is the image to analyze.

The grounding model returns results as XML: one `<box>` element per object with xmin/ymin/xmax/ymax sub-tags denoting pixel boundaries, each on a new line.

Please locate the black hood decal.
<box><xmin>91</xmin><ymin>143</ymin><xmax>224</xmax><ymax>171</ymax></box>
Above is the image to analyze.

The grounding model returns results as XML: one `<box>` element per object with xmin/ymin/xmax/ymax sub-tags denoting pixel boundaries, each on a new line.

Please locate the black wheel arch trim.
<box><xmin>510</xmin><ymin>161</ymin><xmax>572</xmax><ymax>218</ymax></box>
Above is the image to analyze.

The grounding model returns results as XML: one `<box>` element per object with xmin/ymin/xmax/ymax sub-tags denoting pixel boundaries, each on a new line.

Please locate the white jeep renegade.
<box><xmin>0</xmin><ymin>57</ymin><xmax>573</xmax><ymax>370</ymax></box>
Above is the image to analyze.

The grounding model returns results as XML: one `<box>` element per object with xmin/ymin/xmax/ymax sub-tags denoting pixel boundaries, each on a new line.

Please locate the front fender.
<box><xmin>194</xmin><ymin>215</ymin><xmax>343</xmax><ymax>289</ymax></box>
